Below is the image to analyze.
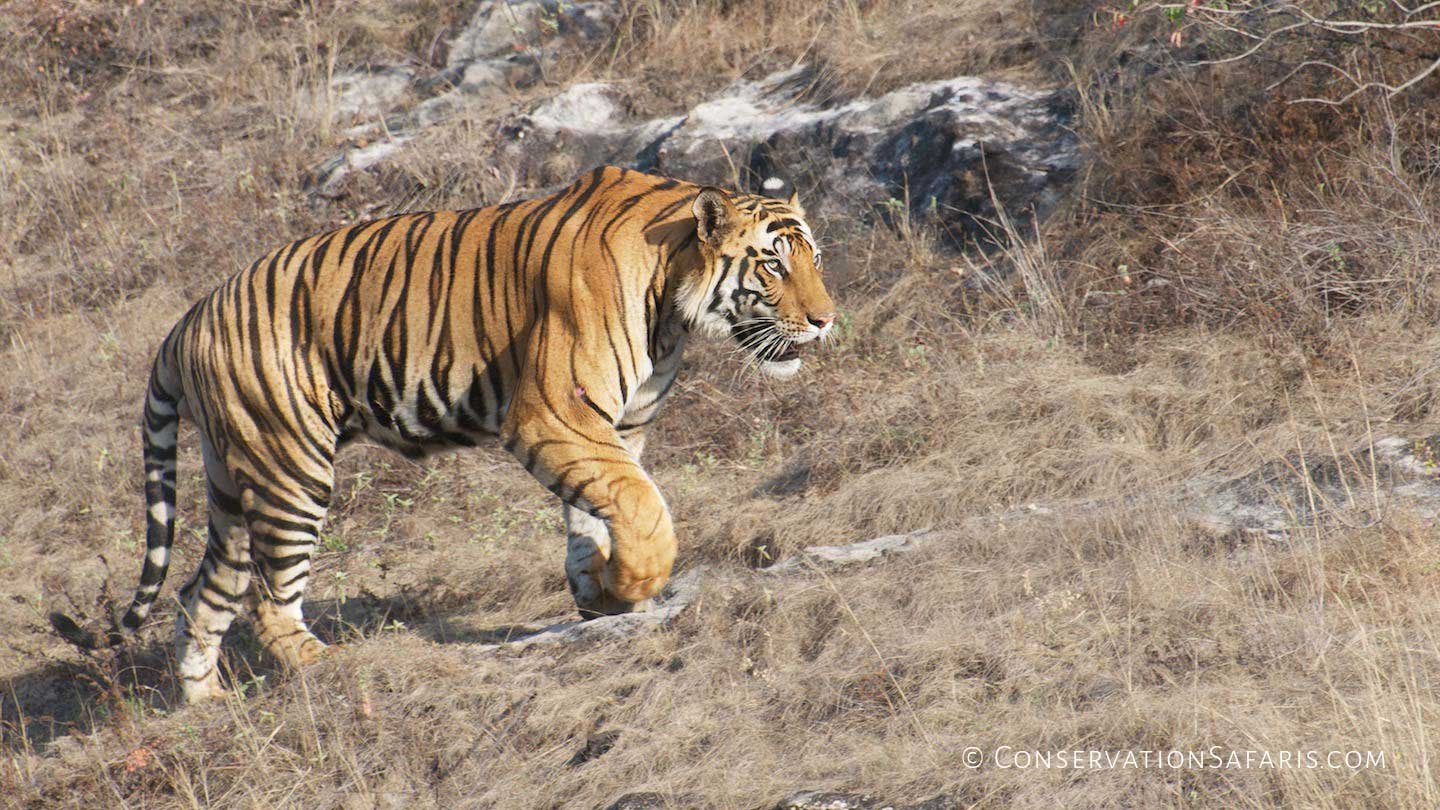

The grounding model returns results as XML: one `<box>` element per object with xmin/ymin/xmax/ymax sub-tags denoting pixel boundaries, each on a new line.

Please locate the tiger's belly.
<box><xmin>337</xmin><ymin>335</ymin><xmax>687</xmax><ymax>459</ymax></box>
<box><xmin>341</xmin><ymin>368</ymin><xmax>511</xmax><ymax>457</ymax></box>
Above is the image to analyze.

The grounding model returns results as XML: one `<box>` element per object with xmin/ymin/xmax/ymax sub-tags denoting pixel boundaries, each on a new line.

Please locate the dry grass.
<box><xmin>572</xmin><ymin>0</ymin><xmax>1043</xmax><ymax>113</ymax></box>
<box><xmin>5</xmin><ymin>1</ymin><xmax>1440</xmax><ymax>808</ymax></box>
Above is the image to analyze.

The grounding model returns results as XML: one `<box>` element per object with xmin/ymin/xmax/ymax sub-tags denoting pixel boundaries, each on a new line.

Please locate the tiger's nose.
<box><xmin>807</xmin><ymin>312</ymin><xmax>836</xmax><ymax>331</ymax></box>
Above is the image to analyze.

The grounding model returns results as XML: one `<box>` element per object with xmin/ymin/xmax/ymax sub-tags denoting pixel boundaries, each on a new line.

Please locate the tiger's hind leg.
<box><xmin>242</xmin><ymin>461</ymin><xmax>334</xmax><ymax>670</ymax></box>
<box><xmin>174</xmin><ymin>438</ymin><xmax>253</xmax><ymax>702</ymax></box>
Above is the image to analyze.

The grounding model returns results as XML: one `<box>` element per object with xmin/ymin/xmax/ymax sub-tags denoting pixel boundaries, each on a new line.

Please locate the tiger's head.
<box><xmin>683</xmin><ymin>187</ymin><xmax>838</xmax><ymax>379</ymax></box>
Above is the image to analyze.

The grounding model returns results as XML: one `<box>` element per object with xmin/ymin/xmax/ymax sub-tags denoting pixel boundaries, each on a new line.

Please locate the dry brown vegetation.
<box><xmin>5</xmin><ymin>1</ymin><xmax>1440</xmax><ymax>807</ymax></box>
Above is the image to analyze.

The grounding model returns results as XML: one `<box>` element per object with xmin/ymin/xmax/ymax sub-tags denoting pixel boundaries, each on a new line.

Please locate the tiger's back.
<box><xmin>167</xmin><ymin>169</ymin><xmax>695</xmax><ymax>463</ymax></box>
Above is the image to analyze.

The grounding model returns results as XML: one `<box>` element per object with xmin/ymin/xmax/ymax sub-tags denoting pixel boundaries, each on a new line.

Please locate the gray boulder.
<box><xmin>1187</xmin><ymin>434</ymin><xmax>1440</xmax><ymax>538</ymax></box>
<box><xmin>309</xmin><ymin>0</ymin><xmax>620</xmax><ymax>196</ymax></box>
<box><xmin>602</xmin><ymin>794</ymin><xmax>685</xmax><ymax>810</ymax></box>
<box><xmin>505</xmin><ymin>67</ymin><xmax>1079</xmax><ymax>245</ymax></box>
<box><xmin>305</xmin><ymin>2</ymin><xmax>1079</xmax><ymax>245</ymax></box>
<box><xmin>763</xmin><ymin>530</ymin><xmax>932</xmax><ymax>574</ymax></box>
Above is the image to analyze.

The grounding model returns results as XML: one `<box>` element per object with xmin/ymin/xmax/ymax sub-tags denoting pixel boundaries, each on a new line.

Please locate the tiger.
<box><xmin>78</xmin><ymin>166</ymin><xmax>836</xmax><ymax>702</ymax></box>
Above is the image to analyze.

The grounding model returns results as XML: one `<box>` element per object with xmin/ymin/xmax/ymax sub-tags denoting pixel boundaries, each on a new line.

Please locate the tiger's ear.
<box><xmin>787</xmin><ymin>189</ymin><xmax>805</xmax><ymax>215</ymax></box>
<box><xmin>693</xmin><ymin>188</ymin><xmax>739</xmax><ymax>245</ymax></box>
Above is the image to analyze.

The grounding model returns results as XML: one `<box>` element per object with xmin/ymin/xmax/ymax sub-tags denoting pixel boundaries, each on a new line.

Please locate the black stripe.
<box><xmin>247</xmin><ymin>488</ymin><xmax>327</xmax><ymax>523</ymax></box>
<box><xmin>207</xmin><ymin>551</ymin><xmax>251</xmax><ymax>573</ymax></box>
<box><xmin>255</xmin><ymin>535</ymin><xmax>316</xmax><ymax>548</ymax></box>
<box><xmin>148</xmin><ymin>375</ymin><xmax>178</xmax><ymax>404</ymax></box>
<box><xmin>144</xmin><ymin>407</ymin><xmax>174</xmax><ymax>432</ymax></box>
<box><xmin>257</xmin><ymin>551</ymin><xmax>310</xmax><ymax>571</ymax></box>
<box><xmin>201</xmin><ymin>579</ymin><xmax>247</xmax><ymax>604</ymax></box>
<box><xmin>209</xmin><ymin>480</ymin><xmax>242</xmax><ymax>515</ymax></box>
<box><xmin>250</xmin><ymin>513</ymin><xmax>319</xmax><ymax>537</ymax></box>
<box><xmin>265</xmin><ymin>589</ymin><xmax>304</xmax><ymax>606</ymax></box>
<box><xmin>138</xmin><ymin>560</ymin><xmax>166</xmax><ymax>586</ymax></box>
<box><xmin>615</xmin><ymin>414</ymin><xmax>657</xmax><ymax>431</ymax></box>
<box><xmin>196</xmin><ymin>592</ymin><xmax>235</xmax><ymax>614</ymax></box>
<box><xmin>578</xmin><ymin>391</ymin><xmax>614</xmax><ymax>425</ymax></box>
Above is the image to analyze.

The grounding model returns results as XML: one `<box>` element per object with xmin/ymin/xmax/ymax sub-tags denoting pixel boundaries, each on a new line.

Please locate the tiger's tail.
<box><xmin>119</xmin><ymin>349</ymin><xmax>184</xmax><ymax>636</ymax></box>
<box><xmin>51</xmin><ymin>347</ymin><xmax>184</xmax><ymax>650</ymax></box>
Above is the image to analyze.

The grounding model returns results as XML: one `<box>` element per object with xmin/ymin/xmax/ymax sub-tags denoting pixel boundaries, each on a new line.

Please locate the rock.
<box><xmin>471</xmin><ymin>567</ymin><xmax>705</xmax><ymax>652</ymax></box>
<box><xmin>306</xmin><ymin>6</ymin><xmax>1078</xmax><ymax>247</ymax></box>
<box><xmin>765</xmin><ymin>530</ymin><xmax>931</xmax><ymax>574</ymax></box>
<box><xmin>566</xmin><ymin>730</ymin><xmax>620</xmax><ymax>767</ymax></box>
<box><xmin>506</xmin><ymin>67</ymin><xmax>1078</xmax><ymax>246</ymax></box>
<box><xmin>771</xmin><ymin>792</ymin><xmax>962</xmax><ymax>810</ymax></box>
<box><xmin>773</xmin><ymin>792</ymin><xmax>883</xmax><ymax>810</ymax></box>
<box><xmin>447</xmin><ymin>0</ymin><xmax>616</xmax><ymax>68</ymax></box>
<box><xmin>310</xmin><ymin>138</ymin><xmax>414</xmax><ymax>198</ymax></box>
<box><xmin>467</xmin><ymin>530</ymin><xmax>933</xmax><ymax>653</ymax></box>
<box><xmin>314</xmin><ymin>68</ymin><xmax>415</xmax><ymax>123</ymax></box>
<box><xmin>958</xmin><ymin>433</ymin><xmax>1440</xmax><ymax>546</ymax></box>
<box><xmin>446</xmin><ymin>1</ymin><xmax>543</xmax><ymax>66</ymax></box>
<box><xmin>307</xmin><ymin>0</ymin><xmax>620</xmax><ymax>196</ymax></box>
<box><xmin>602</xmin><ymin>793</ymin><xmax>679</xmax><ymax>810</ymax></box>
<box><xmin>529</xmin><ymin>82</ymin><xmax>625</xmax><ymax>133</ymax></box>
<box><xmin>1185</xmin><ymin>433</ymin><xmax>1440</xmax><ymax>536</ymax></box>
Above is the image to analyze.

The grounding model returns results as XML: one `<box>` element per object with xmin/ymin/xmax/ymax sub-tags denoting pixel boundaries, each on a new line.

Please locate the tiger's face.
<box><xmin>688</xmin><ymin>188</ymin><xmax>838</xmax><ymax>379</ymax></box>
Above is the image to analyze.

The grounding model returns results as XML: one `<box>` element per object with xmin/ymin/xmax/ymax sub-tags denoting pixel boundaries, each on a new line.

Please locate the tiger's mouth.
<box><xmin>770</xmin><ymin>342</ymin><xmax>802</xmax><ymax>362</ymax></box>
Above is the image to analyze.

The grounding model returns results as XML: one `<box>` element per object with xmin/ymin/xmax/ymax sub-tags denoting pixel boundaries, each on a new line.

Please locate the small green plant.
<box><xmin>97</xmin><ymin>330</ymin><xmax>120</xmax><ymax>361</ymax></box>
<box><xmin>320</xmin><ymin>531</ymin><xmax>348</xmax><ymax>553</ymax></box>
<box><xmin>351</xmin><ymin>470</ymin><xmax>375</xmax><ymax>499</ymax></box>
<box><xmin>904</xmin><ymin>342</ymin><xmax>930</xmax><ymax>368</ymax></box>
<box><xmin>1325</xmin><ymin>241</ymin><xmax>1346</xmax><ymax>272</ymax></box>
<box><xmin>328</xmin><ymin>570</ymin><xmax>350</xmax><ymax>604</ymax></box>
<box><xmin>538</xmin><ymin>2</ymin><xmax>572</xmax><ymax>33</ymax></box>
<box><xmin>237</xmin><ymin>673</ymin><xmax>267</xmax><ymax>697</ymax></box>
<box><xmin>383</xmin><ymin>492</ymin><xmax>409</xmax><ymax>510</ymax></box>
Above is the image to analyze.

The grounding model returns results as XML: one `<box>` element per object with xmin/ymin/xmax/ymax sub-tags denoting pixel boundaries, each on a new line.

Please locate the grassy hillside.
<box><xmin>4</xmin><ymin>1</ymin><xmax>1440</xmax><ymax>807</ymax></box>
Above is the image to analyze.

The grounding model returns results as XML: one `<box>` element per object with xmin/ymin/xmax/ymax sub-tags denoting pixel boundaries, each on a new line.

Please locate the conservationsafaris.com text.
<box><xmin>959</xmin><ymin>747</ymin><xmax>1388</xmax><ymax>771</ymax></box>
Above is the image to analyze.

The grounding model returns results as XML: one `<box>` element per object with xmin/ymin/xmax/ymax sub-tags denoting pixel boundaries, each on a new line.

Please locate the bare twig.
<box><xmin>1140</xmin><ymin>0</ymin><xmax>1440</xmax><ymax>104</ymax></box>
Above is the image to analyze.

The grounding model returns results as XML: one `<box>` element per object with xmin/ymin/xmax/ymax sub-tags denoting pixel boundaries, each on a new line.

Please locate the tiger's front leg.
<box><xmin>503</xmin><ymin>395</ymin><xmax>675</xmax><ymax>618</ymax></box>
<box><xmin>563</xmin><ymin>506</ymin><xmax>627</xmax><ymax>617</ymax></box>
<box><xmin>563</xmin><ymin>426</ymin><xmax>651</xmax><ymax>616</ymax></box>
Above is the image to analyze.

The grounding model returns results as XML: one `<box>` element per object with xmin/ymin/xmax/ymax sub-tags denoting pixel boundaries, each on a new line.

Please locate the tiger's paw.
<box><xmin>572</xmin><ymin>583</ymin><xmax>645</xmax><ymax>620</ymax></box>
<box><xmin>260</xmin><ymin>629</ymin><xmax>328</xmax><ymax>670</ymax></box>
<box><xmin>180</xmin><ymin>671</ymin><xmax>229</xmax><ymax>704</ymax></box>
<box><xmin>294</xmin><ymin>634</ymin><xmax>329</xmax><ymax>666</ymax></box>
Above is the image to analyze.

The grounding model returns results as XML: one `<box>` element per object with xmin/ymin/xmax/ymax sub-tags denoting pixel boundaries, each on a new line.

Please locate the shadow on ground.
<box><xmin>1</xmin><ymin>584</ymin><xmax>570</xmax><ymax>755</ymax></box>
